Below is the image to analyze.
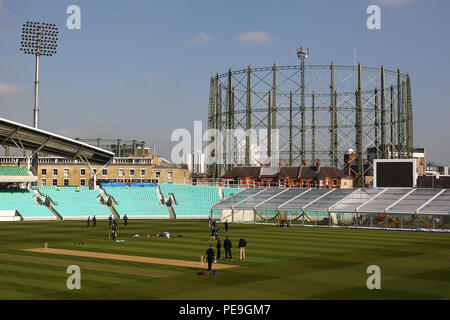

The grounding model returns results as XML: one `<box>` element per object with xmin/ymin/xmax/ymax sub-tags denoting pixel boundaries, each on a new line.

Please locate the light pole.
<box><xmin>297</xmin><ymin>46</ymin><xmax>309</xmax><ymax>162</ymax></box>
<box><xmin>20</xmin><ymin>22</ymin><xmax>58</xmax><ymax>128</ymax></box>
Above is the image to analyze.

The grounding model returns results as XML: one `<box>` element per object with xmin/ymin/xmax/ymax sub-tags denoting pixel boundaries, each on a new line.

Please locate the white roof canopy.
<box><xmin>212</xmin><ymin>188</ymin><xmax>450</xmax><ymax>215</ymax></box>
<box><xmin>0</xmin><ymin>118</ymin><xmax>114</xmax><ymax>165</ymax></box>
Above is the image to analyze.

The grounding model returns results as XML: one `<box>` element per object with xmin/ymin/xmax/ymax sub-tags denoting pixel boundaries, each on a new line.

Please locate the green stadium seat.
<box><xmin>103</xmin><ymin>187</ymin><xmax>169</xmax><ymax>218</ymax></box>
<box><xmin>37</xmin><ymin>186</ymin><xmax>111</xmax><ymax>219</ymax></box>
<box><xmin>159</xmin><ymin>184</ymin><xmax>220</xmax><ymax>217</ymax></box>
<box><xmin>0</xmin><ymin>166</ymin><xmax>29</xmax><ymax>176</ymax></box>
<box><xmin>223</xmin><ymin>187</ymin><xmax>243</xmax><ymax>198</ymax></box>
<box><xmin>0</xmin><ymin>189</ymin><xmax>55</xmax><ymax>220</ymax></box>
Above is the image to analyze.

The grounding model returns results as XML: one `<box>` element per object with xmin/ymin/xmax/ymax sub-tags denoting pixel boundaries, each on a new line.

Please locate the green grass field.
<box><xmin>0</xmin><ymin>219</ymin><xmax>449</xmax><ymax>300</ymax></box>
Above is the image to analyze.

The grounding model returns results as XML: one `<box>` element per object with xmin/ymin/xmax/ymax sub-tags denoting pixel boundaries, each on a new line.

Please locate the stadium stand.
<box><xmin>0</xmin><ymin>165</ymin><xmax>37</xmax><ymax>185</ymax></box>
<box><xmin>159</xmin><ymin>184</ymin><xmax>220</xmax><ymax>218</ymax></box>
<box><xmin>223</xmin><ymin>187</ymin><xmax>243</xmax><ymax>198</ymax></box>
<box><xmin>0</xmin><ymin>189</ymin><xmax>55</xmax><ymax>220</ymax></box>
<box><xmin>37</xmin><ymin>186</ymin><xmax>110</xmax><ymax>220</ymax></box>
<box><xmin>103</xmin><ymin>186</ymin><xmax>169</xmax><ymax>219</ymax></box>
<box><xmin>0</xmin><ymin>166</ymin><xmax>29</xmax><ymax>176</ymax></box>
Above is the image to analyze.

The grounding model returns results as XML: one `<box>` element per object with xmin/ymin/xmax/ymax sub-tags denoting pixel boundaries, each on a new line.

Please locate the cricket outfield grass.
<box><xmin>0</xmin><ymin>219</ymin><xmax>449</xmax><ymax>300</ymax></box>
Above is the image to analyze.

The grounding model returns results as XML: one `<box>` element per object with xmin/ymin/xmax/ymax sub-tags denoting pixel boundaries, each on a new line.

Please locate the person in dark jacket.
<box><xmin>238</xmin><ymin>236</ymin><xmax>247</xmax><ymax>260</ymax></box>
<box><xmin>87</xmin><ymin>216</ymin><xmax>90</xmax><ymax>228</ymax></box>
<box><xmin>123</xmin><ymin>214</ymin><xmax>128</xmax><ymax>227</ymax></box>
<box><xmin>214</xmin><ymin>225</ymin><xmax>219</xmax><ymax>240</ymax></box>
<box><xmin>108</xmin><ymin>215</ymin><xmax>112</xmax><ymax>226</ymax></box>
<box><xmin>92</xmin><ymin>215</ymin><xmax>97</xmax><ymax>228</ymax></box>
<box><xmin>216</xmin><ymin>237</ymin><xmax>222</xmax><ymax>260</ymax></box>
<box><xmin>208</xmin><ymin>216</ymin><xmax>212</xmax><ymax>228</ymax></box>
<box><xmin>112</xmin><ymin>220</ymin><xmax>118</xmax><ymax>240</ymax></box>
<box><xmin>224</xmin><ymin>220</ymin><xmax>229</xmax><ymax>233</ymax></box>
<box><xmin>204</xmin><ymin>244</ymin><xmax>215</xmax><ymax>271</ymax></box>
<box><xmin>210</xmin><ymin>225</ymin><xmax>215</xmax><ymax>242</ymax></box>
<box><xmin>224</xmin><ymin>236</ymin><xmax>232</xmax><ymax>260</ymax></box>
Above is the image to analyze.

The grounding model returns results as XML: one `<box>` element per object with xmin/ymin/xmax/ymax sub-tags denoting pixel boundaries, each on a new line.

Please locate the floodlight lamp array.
<box><xmin>20</xmin><ymin>22</ymin><xmax>59</xmax><ymax>56</ymax></box>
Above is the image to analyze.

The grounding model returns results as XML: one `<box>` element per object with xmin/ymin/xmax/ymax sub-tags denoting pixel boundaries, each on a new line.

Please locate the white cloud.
<box><xmin>0</xmin><ymin>0</ymin><xmax>13</xmax><ymax>17</ymax></box>
<box><xmin>57</xmin><ymin>128</ymin><xmax>85</xmax><ymax>138</ymax></box>
<box><xmin>235</xmin><ymin>31</ymin><xmax>273</xmax><ymax>44</ymax></box>
<box><xmin>139</xmin><ymin>74</ymin><xmax>160</xmax><ymax>82</ymax></box>
<box><xmin>376</xmin><ymin>0</ymin><xmax>414</xmax><ymax>5</ymax></box>
<box><xmin>119</xmin><ymin>96</ymin><xmax>134</xmax><ymax>104</ymax></box>
<box><xmin>0</xmin><ymin>82</ymin><xmax>28</xmax><ymax>100</ymax></box>
<box><xmin>0</xmin><ymin>26</ymin><xmax>14</xmax><ymax>36</ymax></box>
<box><xmin>186</xmin><ymin>33</ymin><xmax>213</xmax><ymax>46</ymax></box>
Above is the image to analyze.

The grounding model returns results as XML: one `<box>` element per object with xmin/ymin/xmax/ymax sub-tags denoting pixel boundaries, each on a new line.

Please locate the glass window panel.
<box><xmin>388</xmin><ymin>189</ymin><xmax>441</xmax><ymax>214</ymax></box>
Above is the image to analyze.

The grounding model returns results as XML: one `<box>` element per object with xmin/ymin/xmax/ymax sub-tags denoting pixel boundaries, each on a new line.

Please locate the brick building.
<box><xmin>417</xmin><ymin>175</ymin><xmax>450</xmax><ymax>189</ymax></box>
<box><xmin>221</xmin><ymin>160</ymin><xmax>353</xmax><ymax>188</ymax></box>
<box><xmin>0</xmin><ymin>156</ymin><xmax>190</xmax><ymax>187</ymax></box>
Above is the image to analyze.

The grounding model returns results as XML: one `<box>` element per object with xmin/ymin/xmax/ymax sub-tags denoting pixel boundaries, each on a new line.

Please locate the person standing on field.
<box><xmin>214</xmin><ymin>225</ymin><xmax>219</xmax><ymax>240</ymax></box>
<box><xmin>92</xmin><ymin>215</ymin><xmax>97</xmax><ymax>228</ymax></box>
<box><xmin>224</xmin><ymin>236</ymin><xmax>233</xmax><ymax>260</ymax></box>
<box><xmin>224</xmin><ymin>220</ymin><xmax>229</xmax><ymax>233</ymax></box>
<box><xmin>205</xmin><ymin>244</ymin><xmax>215</xmax><ymax>271</ymax></box>
<box><xmin>112</xmin><ymin>219</ymin><xmax>118</xmax><ymax>240</ymax></box>
<box><xmin>238</xmin><ymin>236</ymin><xmax>247</xmax><ymax>260</ymax></box>
<box><xmin>87</xmin><ymin>216</ymin><xmax>90</xmax><ymax>228</ymax></box>
<box><xmin>123</xmin><ymin>214</ymin><xmax>128</xmax><ymax>227</ymax></box>
<box><xmin>108</xmin><ymin>215</ymin><xmax>112</xmax><ymax>226</ymax></box>
<box><xmin>209</xmin><ymin>225</ymin><xmax>215</xmax><ymax>242</ymax></box>
<box><xmin>216</xmin><ymin>237</ymin><xmax>222</xmax><ymax>260</ymax></box>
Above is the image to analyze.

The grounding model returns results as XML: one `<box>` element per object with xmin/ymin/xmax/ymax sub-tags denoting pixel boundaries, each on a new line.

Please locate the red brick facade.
<box><xmin>221</xmin><ymin>161</ymin><xmax>352</xmax><ymax>188</ymax></box>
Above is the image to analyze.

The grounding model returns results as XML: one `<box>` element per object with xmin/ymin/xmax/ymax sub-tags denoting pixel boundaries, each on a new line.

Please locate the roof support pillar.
<box><xmin>330</xmin><ymin>62</ymin><xmax>337</xmax><ymax>167</ymax></box>
<box><xmin>397</xmin><ymin>70</ymin><xmax>403</xmax><ymax>158</ymax></box>
<box><xmin>355</xmin><ymin>64</ymin><xmax>364</xmax><ymax>188</ymax></box>
<box><xmin>245</xmin><ymin>66</ymin><xmax>252</xmax><ymax>166</ymax></box>
<box><xmin>289</xmin><ymin>91</ymin><xmax>293</xmax><ymax>166</ymax></box>
<box><xmin>374</xmin><ymin>88</ymin><xmax>380</xmax><ymax>159</ymax></box>
<box><xmin>390</xmin><ymin>85</ymin><xmax>395</xmax><ymax>158</ymax></box>
<box><xmin>312</xmin><ymin>91</ymin><xmax>316</xmax><ymax>165</ymax></box>
<box><xmin>267</xmin><ymin>92</ymin><xmax>272</xmax><ymax>159</ymax></box>
<box><xmin>406</xmin><ymin>74</ymin><xmax>413</xmax><ymax>158</ymax></box>
<box><xmin>380</xmin><ymin>66</ymin><xmax>387</xmax><ymax>158</ymax></box>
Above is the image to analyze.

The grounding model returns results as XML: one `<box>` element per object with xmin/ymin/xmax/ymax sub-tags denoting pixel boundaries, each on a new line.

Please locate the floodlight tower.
<box><xmin>297</xmin><ymin>46</ymin><xmax>309</xmax><ymax>162</ymax></box>
<box><xmin>20</xmin><ymin>22</ymin><xmax>58</xmax><ymax>128</ymax></box>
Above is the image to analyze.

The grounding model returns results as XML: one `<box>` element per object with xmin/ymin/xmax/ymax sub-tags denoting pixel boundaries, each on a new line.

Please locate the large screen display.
<box><xmin>374</xmin><ymin>160</ymin><xmax>415</xmax><ymax>188</ymax></box>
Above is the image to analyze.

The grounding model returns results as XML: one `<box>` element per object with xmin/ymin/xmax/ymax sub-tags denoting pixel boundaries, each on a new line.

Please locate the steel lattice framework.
<box><xmin>207</xmin><ymin>63</ymin><xmax>413</xmax><ymax>187</ymax></box>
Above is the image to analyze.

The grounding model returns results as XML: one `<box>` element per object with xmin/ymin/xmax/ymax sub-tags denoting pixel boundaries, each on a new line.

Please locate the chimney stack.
<box><xmin>315</xmin><ymin>159</ymin><xmax>320</xmax><ymax>172</ymax></box>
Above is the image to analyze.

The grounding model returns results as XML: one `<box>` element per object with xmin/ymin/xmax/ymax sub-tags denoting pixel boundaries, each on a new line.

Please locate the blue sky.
<box><xmin>0</xmin><ymin>0</ymin><xmax>449</xmax><ymax>165</ymax></box>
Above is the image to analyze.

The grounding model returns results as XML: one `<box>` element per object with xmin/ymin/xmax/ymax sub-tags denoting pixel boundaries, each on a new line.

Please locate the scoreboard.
<box><xmin>373</xmin><ymin>159</ymin><xmax>416</xmax><ymax>188</ymax></box>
